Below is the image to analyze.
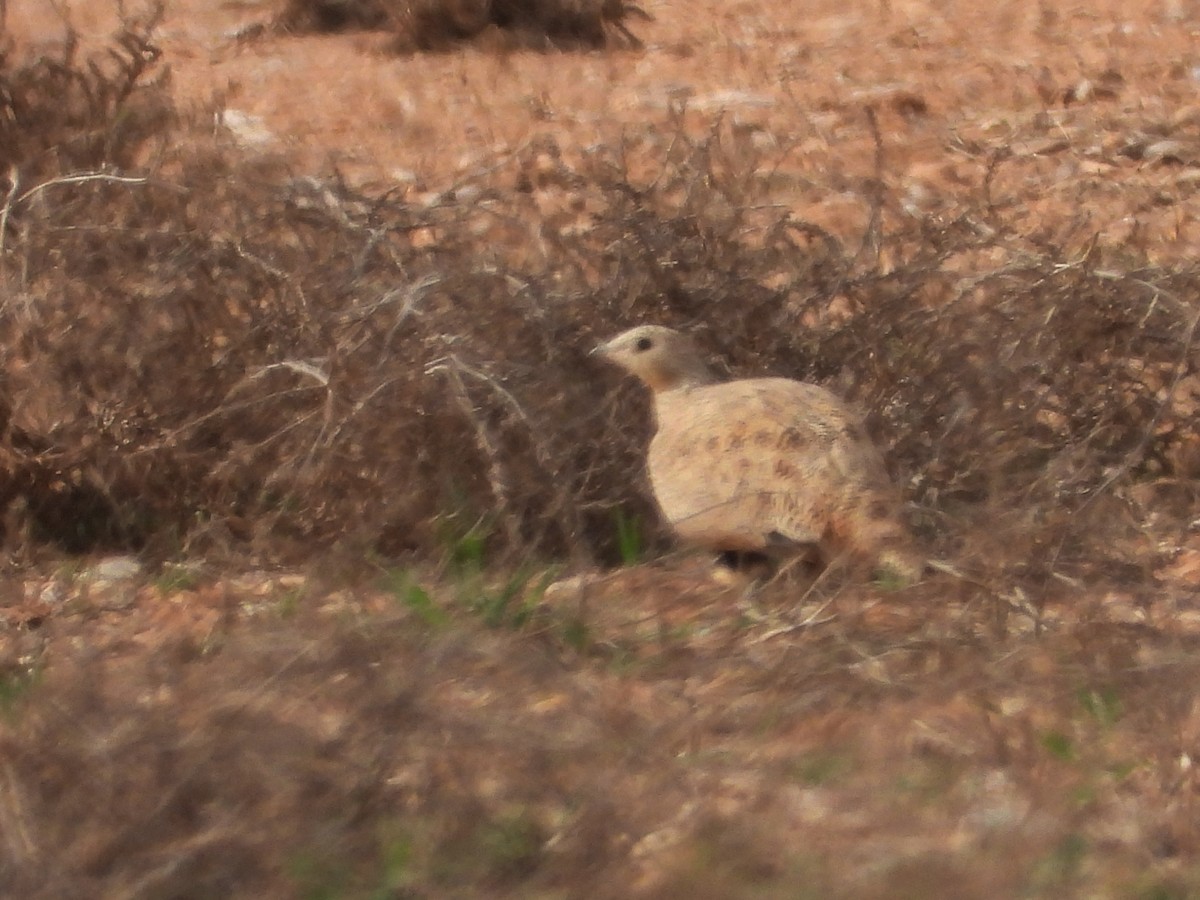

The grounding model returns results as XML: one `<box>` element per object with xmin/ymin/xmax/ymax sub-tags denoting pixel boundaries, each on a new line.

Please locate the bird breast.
<box><xmin>646</xmin><ymin>378</ymin><xmax>890</xmax><ymax>551</ymax></box>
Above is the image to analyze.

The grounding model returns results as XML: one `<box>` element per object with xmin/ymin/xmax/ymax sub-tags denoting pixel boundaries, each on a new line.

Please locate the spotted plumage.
<box><xmin>595</xmin><ymin>325</ymin><xmax>921</xmax><ymax>582</ymax></box>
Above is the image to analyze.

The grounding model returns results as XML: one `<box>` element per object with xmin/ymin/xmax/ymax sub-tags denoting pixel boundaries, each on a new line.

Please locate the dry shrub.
<box><xmin>0</xmin><ymin>4</ymin><xmax>170</xmax><ymax>176</ymax></box>
<box><xmin>517</xmin><ymin>127</ymin><xmax>1200</xmax><ymax>584</ymax></box>
<box><xmin>398</xmin><ymin>0</ymin><xmax>651</xmax><ymax>51</ymax></box>
<box><xmin>2</xmin><ymin>17</ymin><xmax>1199</xmax><ymax>587</ymax></box>
<box><xmin>0</xmin><ymin>6</ymin><xmax>174</xmax><ymax>552</ymax></box>
<box><xmin>274</xmin><ymin>0</ymin><xmax>651</xmax><ymax>50</ymax></box>
<box><xmin>273</xmin><ymin>0</ymin><xmax>394</xmax><ymax>32</ymax></box>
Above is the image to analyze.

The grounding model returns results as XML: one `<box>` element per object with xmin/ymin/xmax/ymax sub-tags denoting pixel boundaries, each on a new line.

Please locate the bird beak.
<box><xmin>589</xmin><ymin>341</ymin><xmax>611</xmax><ymax>358</ymax></box>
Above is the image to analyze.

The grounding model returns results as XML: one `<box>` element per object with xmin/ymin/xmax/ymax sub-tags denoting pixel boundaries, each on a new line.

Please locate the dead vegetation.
<box><xmin>273</xmin><ymin>0</ymin><xmax>393</xmax><ymax>33</ymax></box>
<box><xmin>1</xmin><ymin>18</ymin><xmax>1196</xmax><ymax>581</ymax></box>
<box><xmin>2</xmin><ymin>8</ymin><xmax>1200</xmax><ymax>898</ymax></box>
<box><xmin>273</xmin><ymin>0</ymin><xmax>651</xmax><ymax>50</ymax></box>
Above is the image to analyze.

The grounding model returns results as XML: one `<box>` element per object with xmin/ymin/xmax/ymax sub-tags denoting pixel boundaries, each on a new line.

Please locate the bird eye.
<box><xmin>635</xmin><ymin>337</ymin><xmax>653</xmax><ymax>351</ymax></box>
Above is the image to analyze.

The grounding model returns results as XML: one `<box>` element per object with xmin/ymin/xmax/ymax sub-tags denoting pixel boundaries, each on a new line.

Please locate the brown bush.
<box><xmin>1</xmin><ymin>15</ymin><xmax>1198</xmax><ymax>586</ymax></box>
<box><xmin>0</xmin><ymin>4</ymin><xmax>170</xmax><ymax>176</ymax></box>
<box><xmin>274</xmin><ymin>0</ymin><xmax>651</xmax><ymax>50</ymax></box>
<box><xmin>274</xmin><ymin>0</ymin><xmax>394</xmax><ymax>32</ymax></box>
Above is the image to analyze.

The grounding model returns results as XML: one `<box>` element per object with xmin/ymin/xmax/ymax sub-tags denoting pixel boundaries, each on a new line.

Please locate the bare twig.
<box><xmin>0</xmin><ymin>166</ymin><xmax>21</xmax><ymax>275</ymax></box>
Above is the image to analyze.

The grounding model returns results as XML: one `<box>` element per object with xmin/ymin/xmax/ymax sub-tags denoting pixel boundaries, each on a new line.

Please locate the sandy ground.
<box><xmin>12</xmin><ymin>0</ymin><xmax>1200</xmax><ymax>252</ymax></box>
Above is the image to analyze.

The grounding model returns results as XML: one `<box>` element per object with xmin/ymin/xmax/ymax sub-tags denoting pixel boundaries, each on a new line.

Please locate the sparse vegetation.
<box><xmin>383</xmin><ymin>568</ymin><xmax>450</xmax><ymax>627</ymax></box>
<box><xmin>613</xmin><ymin>507</ymin><xmax>644</xmax><ymax>566</ymax></box>
<box><xmin>1</xmin><ymin>2</ymin><xmax>1200</xmax><ymax>897</ymax></box>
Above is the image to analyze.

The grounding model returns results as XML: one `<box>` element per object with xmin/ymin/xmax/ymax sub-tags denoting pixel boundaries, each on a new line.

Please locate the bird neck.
<box><xmin>645</xmin><ymin>358</ymin><xmax>717</xmax><ymax>394</ymax></box>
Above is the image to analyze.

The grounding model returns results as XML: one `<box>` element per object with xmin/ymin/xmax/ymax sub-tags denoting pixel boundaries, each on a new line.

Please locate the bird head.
<box><xmin>593</xmin><ymin>325</ymin><xmax>717</xmax><ymax>393</ymax></box>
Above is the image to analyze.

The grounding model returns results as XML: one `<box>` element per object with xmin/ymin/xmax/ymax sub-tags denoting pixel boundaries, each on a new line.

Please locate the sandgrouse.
<box><xmin>596</xmin><ymin>325</ymin><xmax>922</xmax><ymax>583</ymax></box>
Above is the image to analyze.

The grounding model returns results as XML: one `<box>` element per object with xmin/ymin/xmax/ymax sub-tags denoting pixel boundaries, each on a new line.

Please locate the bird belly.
<box><xmin>648</xmin><ymin>445</ymin><xmax>824</xmax><ymax>551</ymax></box>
